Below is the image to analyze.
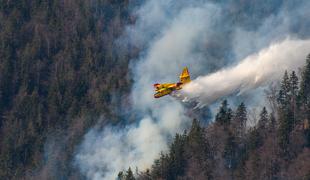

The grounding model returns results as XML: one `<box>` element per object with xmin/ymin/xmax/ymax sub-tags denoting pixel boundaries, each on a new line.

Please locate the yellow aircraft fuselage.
<box><xmin>153</xmin><ymin>67</ymin><xmax>191</xmax><ymax>98</ymax></box>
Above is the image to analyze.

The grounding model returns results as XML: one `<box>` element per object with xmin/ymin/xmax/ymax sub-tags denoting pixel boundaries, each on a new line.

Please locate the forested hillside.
<box><xmin>119</xmin><ymin>56</ymin><xmax>310</xmax><ymax>180</ymax></box>
<box><xmin>0</xmin><ymin>1</ymin><xmax>134</xmax><ymax>179</ymax></box>
<box><xmin>1</xmin><ymin>1</ymin><xmax>310</xmax><ymax>180</ymax></box>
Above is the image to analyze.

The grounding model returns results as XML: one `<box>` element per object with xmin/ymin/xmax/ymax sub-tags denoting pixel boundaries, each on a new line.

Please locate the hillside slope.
<box><xmin>0</xmin><ymin>1</ymin><xmax>133</xmax><ymax>179</ymax></box>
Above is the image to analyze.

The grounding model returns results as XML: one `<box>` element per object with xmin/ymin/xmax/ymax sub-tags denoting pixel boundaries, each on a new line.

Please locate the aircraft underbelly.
<box><xmin>154</xmin><ymin>89</ymin><xmax>172</xmax><ymax>98</ymax></box>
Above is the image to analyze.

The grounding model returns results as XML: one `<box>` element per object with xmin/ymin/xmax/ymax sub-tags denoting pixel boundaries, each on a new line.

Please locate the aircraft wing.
<box><xmin>166</xmin><ymin>84</ymin><xmax>177</xmax><ymax>89</ymax></box>
<box><xmin>154</xmin><ymin>83</ymin><xmax>175</xmax><ymax>90</ymax></box>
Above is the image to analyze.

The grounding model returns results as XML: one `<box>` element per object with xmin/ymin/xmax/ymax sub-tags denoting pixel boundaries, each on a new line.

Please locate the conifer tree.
<box><xmin>278</xmin><ymin>71</ymin><xmax>295</xmax><ymax>153</ymax></box>
<box><xmin>187</xmin><ymin>119</ymin><xmax>213</xmax><ymax>179</ymax></box>
<box><xmin>269</xmin><ymin>113</ymin><xmax>276</xmax><ymax>131</ymax></box>
<box><xmin>169</xmin><ymin>133</ymin><xmax>186</xmax><ymax>179</ymax></box>
<box><xmin>299</xmin><ymin>54</ymin><xmax>310</xmax><ymax>148</ymax></box>
<box><xmin>290</xmin><ymin>71</ymin><xmax>299</xmax><ymax>97</ymax></box>
<box><xmin>118</xmin><ymin>171</ymin><xmax>124</xmax><ymax>180</ymax></box>
<box><xmin>188</xmin><ymin>119</ymin><xmax>209</xmax><ymax>159</ymax></box>
<box><xmin>277</xmin><ymin>70</ymin><xmax>290</xmax><ymax>108</ymax></box>
<box><xmin>233</xmin><ymin>102</ymin><xmax>247</xmax><ymax>138</ymax></box>
<box><xmin>289</xmin><ymin>71</ymin><xmax>299</xmax><ymax>125</ymax></box>
<box><xmin>216</xmin><ymin>100</ymin><xmax>232</xmax><ymax>126</ymax></box>
<box><xmin>299</xmin><ymin>54</ymin><xmax>310</xmax><ymax>116</ymax></box>
<box><xmin>125</xmin><ymin>167</ymin><xmax>135</xmax><ymax>180</ymax></box>
<box><xmin>258</xmin><ymin>107</ymin><xmax>268</xmax><ymax>130</ymax></box>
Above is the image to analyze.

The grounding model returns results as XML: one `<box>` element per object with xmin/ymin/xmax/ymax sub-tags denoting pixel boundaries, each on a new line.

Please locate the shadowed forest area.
<box><xmin>119</xmin><ymin>56</ymin><xmax>310</xmax><ymax>180</ymax></box>
<box><xmin>0</xmin><ymin>0</ymin><xmax>135</xmax><ymax>179</ymax></box>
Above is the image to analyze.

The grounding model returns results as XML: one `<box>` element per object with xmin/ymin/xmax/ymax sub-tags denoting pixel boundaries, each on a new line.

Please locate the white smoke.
<box><xmin>131</xmin><ymin>3</ymin><xmax>220</xmax><ymax>109</ymax></box>
<box><xmin>75</xmin><ymin>0</ymin><xmax>310</xmax><ymax>179</ymax></box>
<box><xmin>183</xmin><ymin>38</ymin><xmax>310</xmax><ymax>106</ymax></box>
<box><xmin>75</xmin><ymin>102</ymin><xmax>189</xmax><ymax>180</ymax></box>
<box><xmin>75</xmin><ymin>2</ymin><xmax>218</xmax><ymax>179</ymax></box>
<box><xmin>75</xmin><ymin>117</ymin><xmax>172</xmax><ymax>180</ymax></box>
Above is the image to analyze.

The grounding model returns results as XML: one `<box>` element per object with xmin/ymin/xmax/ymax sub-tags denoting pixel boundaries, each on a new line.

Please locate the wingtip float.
<box><xmin>153</xmin><ymin>67</ymin><xmax>191</xmax><ymax>98</ymax></box>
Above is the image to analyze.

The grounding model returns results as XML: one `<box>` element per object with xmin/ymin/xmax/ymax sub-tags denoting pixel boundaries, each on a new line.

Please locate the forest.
<box><xmin>0</xmin><ymin>0</ymin><xmax>134</xmax><ymax>179</ymax></box>
<box><xmin>119</xmin><ymin>56</ymin><xmax>310</xmax><ymax>179</ymax></box>
<box><xmin>0</xmin><ymin>0</ymin><xmax>309</xmax><ymax>180</ymax></box>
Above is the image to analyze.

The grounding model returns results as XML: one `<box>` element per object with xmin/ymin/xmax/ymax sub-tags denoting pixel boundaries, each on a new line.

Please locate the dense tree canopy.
<box><xmin>0</xmin><ymin>0</ymin><xmax>133</xmax><ymax>179</ymax></box>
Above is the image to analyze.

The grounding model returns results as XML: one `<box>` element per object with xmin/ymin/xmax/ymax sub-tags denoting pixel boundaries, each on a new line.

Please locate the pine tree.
<box><xmin>125</xmin><ymin>167</ymin><xmax>135</xmax><ymax>180</ymax></box>
<box><xmin>269</xmin><ymin>113</ymin><xmax>276</xmax><ymax>131</ymax></box>
<box><xmin>233</xmin><ymin>102</ymin><xmax>247</xmax><ymax>138</ymax></box>
<box><xmin>289</xmin><ymin>71</ymin><xmax>299</xmax><ymax>126</ymax></box>
<box><xmin>278</xmin><ymin>71</ymin><xmax>298</xmax><ymax>154</ymax></box>
<box><xmin>299</xmin><ymin>54</ymin><xmax>310</xmax><ymax>117</ymax></box>
<box><xmin>187</xmin><ymin>119</ymin><xmax>212</xmax><ymax>179</ymax></box>
<box><xmin>298</xmin><ymin>54</ymin><xmax>310</xmax><ymax>148</ymax></box>
<box><xmin>151</xmin><ymin>152</ymin><xmax>171</xmax><ymax>179</ymax></box>
<box><xmin>169</xmin><ymin>133</ymin><xmax>186</xmax><ymax>179</ymax></box>
<box><xmin>278</xmin><ymin>71</ymin><xmax>295</xmax><ymax>155</ymax></box>
<box><xmin>216</xmin><ymin>100</ymin><xmax>232</xmax><ymax>126</ymax></box>
<box><xmin>290</xmin><ymin>71</ymin><xmax>299</xmax><ymax>97</ymax></box>
<box><xmin>118</xmin><ymin>171</ymin><xmax>124</xmax><ymax>180</ymax></box>
<box><xmin>277</xmin><ymin>70</ymin><xmax>290</xmax><ymax>108</ymax></box>
<box><xmin>188</xmin><ymin>119</ymin><xmax>209</xmax><ymax>159</ymax></box>
<box><xmin>258</xmin><ymin>107</ymin><xmax>268</xmax><ymax>130</ymax></box>
<box><xmin>229</xmin><ymin>103</ymin><xmax>248</xmax><ymax>179</ymax></box>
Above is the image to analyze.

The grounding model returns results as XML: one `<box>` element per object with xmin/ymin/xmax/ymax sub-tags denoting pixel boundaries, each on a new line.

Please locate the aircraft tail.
<box><xmin>180</xmin><ymin>67</ymin><xmax>191</xmax><ymax>84</ymax></box>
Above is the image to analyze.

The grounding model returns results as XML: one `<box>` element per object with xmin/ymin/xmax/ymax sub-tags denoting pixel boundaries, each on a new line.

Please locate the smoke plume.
<box><xmin>75</xmin><ymin>0</ymin><xmax>310</xmax><ymax>179</ymax></box>
<box><xmin>183</xmin><ymin>38</ymin><xmax>310</xmax><ymax>106</ymax></box>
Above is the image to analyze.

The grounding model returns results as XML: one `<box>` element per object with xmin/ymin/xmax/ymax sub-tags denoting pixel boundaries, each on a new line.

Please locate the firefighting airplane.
<box><xmin>153</xmin><ymin>67</ymin><xmax>191</xmax><ymax>98</ymax></box>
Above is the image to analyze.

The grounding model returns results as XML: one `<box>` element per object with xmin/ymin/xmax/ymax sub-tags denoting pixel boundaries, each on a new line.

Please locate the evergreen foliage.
<box><xmin>215</xmin><ymin>100</ymin><xmax>232</xmax><ymax>126</ymax></box>
<box><xmin>299</xmin><ymin>54</ymin><xmax>310</xmax><ymax>117</ymax></box>
<box><xmin>125</xmin><ymin>167</ymin><xmax>135</xmax><ymax>180</ymax></box>
<box><xmin>233</xmin><ymin>102</ymin><xmax>247</xmax><ymax>138</ymax></box>
<box><xmin>258</xmin><ymin>107</ymin><xmax>268</xmax><ymax>130</ymax></box>
<box><xmin>0</xmin><ymin>1</ymin><xmax>133</xmax><ymax>178</ymax></box>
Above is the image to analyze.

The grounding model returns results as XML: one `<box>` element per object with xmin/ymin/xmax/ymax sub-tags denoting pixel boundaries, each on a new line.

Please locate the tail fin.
<box><xmin>180</xmin><ymin>67</ymin><xmax>191</xmax><ymax>84</ymax></box>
